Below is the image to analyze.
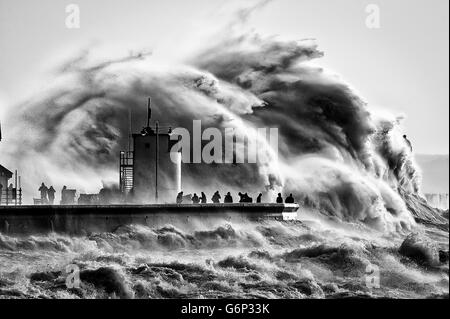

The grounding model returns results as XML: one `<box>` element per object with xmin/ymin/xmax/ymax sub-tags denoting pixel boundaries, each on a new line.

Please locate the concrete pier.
<box><xmin>0</xmin><ymin>203</ymin><xmax>299</xmax><ymax>235</ymax></box>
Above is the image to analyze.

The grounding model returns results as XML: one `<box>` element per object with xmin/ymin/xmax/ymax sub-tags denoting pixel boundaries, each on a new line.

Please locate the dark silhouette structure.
<box><xmin>201</xmin><ymin>192</ymin><xmax>207</xmax><ymax>204</ymax></box>
<box><xmin>212</xmin><ymin>191</ymin><xmax>221</xmax><ymax>203</ymax></box>
<box><xmin>120</xmin><ymin>98</ymin><xmax>181</xmax><ymax>204</ymax></box>
<box><xmin>239</xmin><ymin>192</ymin><xmax>253</xmax><ymax>203</ymax></box>
<box><xmin>285</xmin><ymin>194</ymin><xmax>295</xmax><ymax>204</ymax></box>
<box><xmin>257</xmin><ymin>193</ymin><xmax>263</xmax><ymax>203</ymax></box>
<box><xmin>276</xmin><ymin>193</ymin><xmax>283</xmax><ymax>204</ymax></box>
<box><xmin>224</xmin><ymin>192</ymin><xmax>233</xmax><ymax>203</ymax></box>
<box><xmin>48</xmin><ymin>186</ymin><xmax>56</xmax><ymax>205</ymax></box>
<box><xmin>192</xmin><ymin>193</ymin><xmax>200</xmax><ymax>204</ymax></box>
<box><xmin>39</xmin><ymin>183</ymin><xmax>48</xmax><ymax>204</ymax></box>
<box><xmin>61</xmin><ymin>186</ymin><xmax>67</xmax><ymax>204</ymax></box>
<box><xmin>176</xmin><ymin>191</ymin><xmax>184</xmax><ymax>204</ymax></box>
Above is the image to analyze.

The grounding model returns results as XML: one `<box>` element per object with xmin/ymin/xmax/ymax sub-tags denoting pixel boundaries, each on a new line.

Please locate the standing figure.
<box><xmin>39</xmin><ymin>183</ymin><xmax>48</xmax><ymax>204</ymax></box>
<box><xmin>176</xmin><ymin>191</ymin><xmax>184</xmax><ymax>204</ymax></box>
<box><xmin>276</xmin><ymin>193</ymin><xmax>283</xmax><ymax>204</ymax></box>
<box><xmin>192</xmin><ymin>193</ymin><xmax>200</xmax><ymax>204</ymax></box>
<box><xmin>285</xmin><ymin>194</ymin><xmax>295</xmax><ymax>204</ymax></box>
<box><xmin>257</xmin><ymin>193</ymin><xmax>263</xmax><ymax>203</ymax></box>
<box><xmin>61</xmin><ymin>186</ymin><xmax>67</xmax><ymax>205</ymax></box>
<box><xmin>48</xmin><ymin>186</ymin><xmax>56</xmax><ymax>205</ymax></box>
<box><xmin>201</xmin><ymin>192</ymin><xmax>207</xmax><ymax>204</ymax></box>
<box><xmin>211</xmin><ymin>191</ymin><xmax>221</xmax><ymax>204</ymax></box>
<box><xmin>224</xmin><ymin>192</ymin><xmax>233</xmax><ymax>203</ymax></box>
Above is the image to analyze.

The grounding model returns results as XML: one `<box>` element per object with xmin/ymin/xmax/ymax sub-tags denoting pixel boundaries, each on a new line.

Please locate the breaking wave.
<box><xmin>1</xmin><ymin>30</ymin><xmax>438</xmax><ymax>232</ymax></box>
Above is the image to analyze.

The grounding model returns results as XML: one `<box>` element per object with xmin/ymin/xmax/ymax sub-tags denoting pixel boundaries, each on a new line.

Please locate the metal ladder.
<box><xmin>120</xmin><ymin>151</ymin><xmax>134</xmax><ymax>194</ymax></box>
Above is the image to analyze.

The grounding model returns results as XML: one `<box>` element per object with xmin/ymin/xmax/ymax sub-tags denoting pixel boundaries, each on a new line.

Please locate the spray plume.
<box><xmin>0</xmin><ymin>10</ymin><xmax>429</xmax><ymax>233</ymax></box>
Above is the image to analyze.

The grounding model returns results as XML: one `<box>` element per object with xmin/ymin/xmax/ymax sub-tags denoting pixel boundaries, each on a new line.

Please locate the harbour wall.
<box><xmin>0</xmin><ymin>204</ymin><xmax>299</xmax><ymax>235</ymax></box>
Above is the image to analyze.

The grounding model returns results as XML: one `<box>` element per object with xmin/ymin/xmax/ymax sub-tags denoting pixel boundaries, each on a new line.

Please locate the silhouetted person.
<box><xmin>48</xmin><ymin>186</ymin><xmax>56</xmax><ymax>205</ymax></box>
<box><xmin>176</xmin><ymin>191</ymin><xmax>184</xmax><ymax>204</ymax></box>
<box><xmin>285</xmin><ymin>194</ymin><xmax>295</xmax><ymax>204</ymax></box>
<box><xmin>212</xmin><ymin>191</ymin><xmax>221</xmax><ymax>204</ymax></box>
<box><xmin>61</xmin><ymin>186</ymin><xmax>67</xmax><ymax>204</ymax></box>
<box><xmin>244</xmin><ymin>193</ymin><xmax>253</xmax><ymax>203</ymax></box>
<box><xmin>276</xmin><ymin>193</ymin><xmax>283</xmax><ymax>204</ymax></box>
<box><xmin>238</xmin><ymin>192</ymin><xmax>245</xmax><ymax>203</ymax></box>
<box><xmin>224</xmin><ymin>192</ymin><xmax>233</xmax><ymax>203</ymax></box>
<box><xmin>39</xmin><ymin>183</ymin><xmax>48</xmax><ymax>204</ymax></box>
<box><xmin>192</xmin><ymin>193</ymin><xmax>200</xmax><ymax>204</ymax></box>
<box><xmin>403</xmin><ymin>135</ymin><xmax>413</xmax><ymax>152</ymax></box>
<box><xmin>257</xmin><ymin>193</ymin><xmax>263</xmax><ymax>203</ymax></box>
<box><xmin>201</xmin><ymin>192</ymin><xmax>207</xmax><ymax>204</ymax></box>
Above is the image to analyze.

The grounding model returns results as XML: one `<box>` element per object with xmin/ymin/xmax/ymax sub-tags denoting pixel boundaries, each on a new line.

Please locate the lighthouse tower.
<box><xmin>120</xmin><ymin>99</ymin><xmax>181</xmax><ymax>204</ymax></box>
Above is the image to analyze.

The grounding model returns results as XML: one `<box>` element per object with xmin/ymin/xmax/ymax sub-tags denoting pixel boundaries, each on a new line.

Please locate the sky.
<box><xmin>0</xmin><ymin>0</ymin><xmax>448</xmax><ymax>154</ymax></box>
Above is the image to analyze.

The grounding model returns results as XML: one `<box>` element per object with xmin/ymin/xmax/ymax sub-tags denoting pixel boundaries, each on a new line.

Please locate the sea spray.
<box><xmin>0</xmin><ymin>33</ymin><xmax>426</xmax><ymax>232</ymax></box>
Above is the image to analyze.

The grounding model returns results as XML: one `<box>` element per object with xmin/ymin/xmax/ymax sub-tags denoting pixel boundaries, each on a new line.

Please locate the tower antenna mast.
<box><xmin>147</xmin><ymin>97</ymin><xmax>152</xmax><ymax>128</ymax></box>
<box><xmin>128</xmin><ymin>109</ymin><xmax>132</xmax><ymax>152</ymax></box>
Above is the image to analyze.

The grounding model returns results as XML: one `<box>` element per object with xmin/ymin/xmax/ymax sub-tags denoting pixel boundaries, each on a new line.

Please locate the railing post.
<box><xmin>14</xmin><ymin>170</ymin><xmax>17</xmax><ymax>206</ymax></box>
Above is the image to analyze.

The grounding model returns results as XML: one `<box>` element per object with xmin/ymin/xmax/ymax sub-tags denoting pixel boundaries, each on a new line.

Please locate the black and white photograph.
<box><xmin>0</xmin><ymin>0</ymin><xmax>448</xmax><ymax>310</ymax></box>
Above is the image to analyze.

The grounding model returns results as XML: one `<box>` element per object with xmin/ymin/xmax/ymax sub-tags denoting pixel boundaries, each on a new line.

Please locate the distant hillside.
<box><xmin>415</xmin><ymin>154</ymin><xmax>449</xmax><ymax>194</ymax></box>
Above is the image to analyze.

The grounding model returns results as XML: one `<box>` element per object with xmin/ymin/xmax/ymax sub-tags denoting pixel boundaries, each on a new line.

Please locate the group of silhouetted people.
<box><xmin>277</xmin><ymin>193</ymin><xmax>295</xmax><ymax>204</ymax></box>
<box><xmin>176</xmin><ymin>191</ymin><xmax>296</xmax><ymax>205</ymax></box>
<box><xmin>38</xmin><ymin>183</ymin><xmax>56</xmax><ymax>204</ymax></box>
<box><xmin>38</xmin><ymin>183</ymin><xmax>78</xmax><ymax>205</ymax></box>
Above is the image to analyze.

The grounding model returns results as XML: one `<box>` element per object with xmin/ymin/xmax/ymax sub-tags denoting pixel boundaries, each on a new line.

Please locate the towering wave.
<box><xmin>1</xmin><ymin>31</ymin><xmax>432</xmax><ymax>233</ymax></box>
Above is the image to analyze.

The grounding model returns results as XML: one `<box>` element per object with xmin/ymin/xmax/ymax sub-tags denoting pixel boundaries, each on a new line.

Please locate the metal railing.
<box><xmin>0</xmin><ymin>188</ymin><xmax>22</xmax><ymax>206</ymax></box>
